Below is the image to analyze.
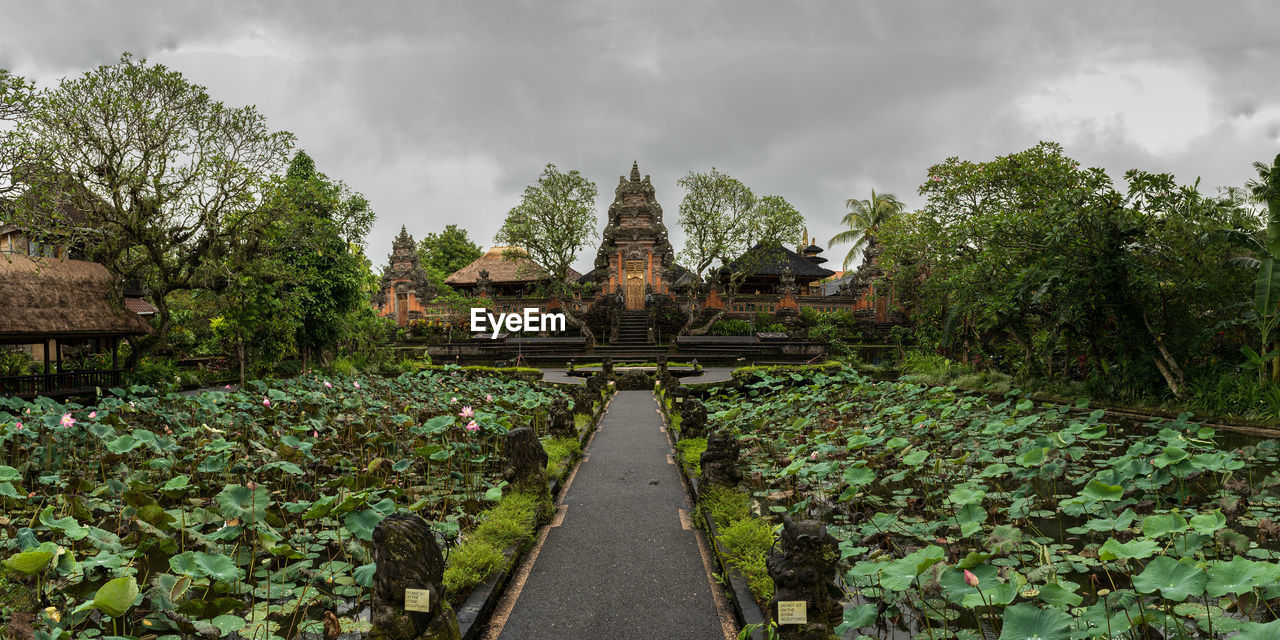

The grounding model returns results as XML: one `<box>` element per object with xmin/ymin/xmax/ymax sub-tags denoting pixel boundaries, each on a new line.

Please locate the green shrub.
<box><xmin>127</xmin><ymin>357</ymin><xmax>179</xmax><ymax>389</ymax></box>
<box><xmin>709</xmin><ymin>318</ymin><xmax>753</xmax><ymax>336</ymax></box>
<box><xmin>442</xmin><ymin>539</ymin><xmax>506</xmax><ymax>596</ymax></box>
<box><xmin>328</xmin><ymin>355</ymin><xmax>358</xmax><ymax>376</ymax></box>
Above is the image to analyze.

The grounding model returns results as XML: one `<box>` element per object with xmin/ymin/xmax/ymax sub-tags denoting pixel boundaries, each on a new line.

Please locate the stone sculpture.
<box><xmin>699</xmin><ymin>431</ymin><xmax>743</xmax><ymax>488</ymax></box>
<box><xmin>767</xmin><ymin>516</ymin><xmax>842</xmax><ymax>640</ymax></box>
<box><xmin>370</xmin><ymin>514</ymin><xmax>460</xmax><ymax>640</ymax></box>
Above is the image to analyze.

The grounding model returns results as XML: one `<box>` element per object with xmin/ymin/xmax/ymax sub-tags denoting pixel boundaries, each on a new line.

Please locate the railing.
<box><xmin>0</xmin><ymin>369</ymin><xmax>124</xmax><ymax>399</ymax></box>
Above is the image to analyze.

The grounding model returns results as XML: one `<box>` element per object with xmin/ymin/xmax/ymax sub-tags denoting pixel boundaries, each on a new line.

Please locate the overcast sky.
<box><xmin>3</xmin><ymin>1</ymin><xmax>1279</xmax><ymax>273</ymax></box>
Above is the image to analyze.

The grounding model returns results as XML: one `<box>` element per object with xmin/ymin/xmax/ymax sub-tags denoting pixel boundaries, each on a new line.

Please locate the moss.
<box><xmin>701</xmin><ymin>485</ymin><xmax>750</xmax><ymax>527</ymax></box>
<box><xmin>574</xmin><ymin>413</ymin><xmax>592</xmax><ymax>429</ymax></box>
<box><xmin>542</xmin><ymin>436</ymin><xmax>583</xmax><ymax>481</ymax></box>
<box><xmin>674</xmin><ymin>437</ymin><xmax>705</xmax><ymax>475</ymax></box>
<box><xmin>442</xmin><ymin>539</ymin><xmax>506</xmax><ymax>597</ymax></box>
<box><xmin>716</xmin><ymin>517</ymin><xmax>776</xmax><ymax>604</ymax></box>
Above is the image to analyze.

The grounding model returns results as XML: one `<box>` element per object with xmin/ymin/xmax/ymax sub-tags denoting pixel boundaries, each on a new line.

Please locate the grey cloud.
<box><xmin>3</xmin><ymin>1</ymin><xmax>1279</xmax><ymax>271</ymax></box>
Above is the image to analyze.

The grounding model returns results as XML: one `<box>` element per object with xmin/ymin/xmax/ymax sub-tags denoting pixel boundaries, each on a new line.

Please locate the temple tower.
<box><xmin>583</xmin><ymin>161</ymin><xmax>679</xmax><ymax>310</ymax></box>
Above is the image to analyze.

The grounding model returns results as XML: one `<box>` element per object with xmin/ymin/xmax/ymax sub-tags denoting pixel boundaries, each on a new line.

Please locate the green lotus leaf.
<box><xmin>1098</xmin><ymin>538</ymin><xmax>1159</xmax><ymax>561</ymax></box>
<box><xmin>1016</xmin><ymin>447</ymin><xmax>1047</xmax><ymax>467</ymax></box>
<box><xmin>843</xmin><ymin>464</ymin><xmax>875</xmax><ymax>487</ymax></box>
<box><xmin>957</xmin><ymin>503</ymin><xmax>987</xmax><ymax>538</ymax></box>
<box><xmin>1206</xmin><ymin>556</ymin><xmax>1280</xmax><ymax>597</ymax></box>
<box><xmin>1037</xmin><ymin>579</ymin><xmax>1084</xmax><ymax>607</ymax></box>
<box><xmin>998</xmin><ymin>602</ymin><xmax>1072</xmax><ymax>640</ymax></box>
<box><xmin>0</xmin><ymin>465</ymin><xmax>20</xmax><ymax>482</ymax></box>
<box><xmin>169</xmin><ymin>551</ymin><xmax>244</xmax><ymax>583</ymax></box>
<box><xmin>1080</xmin><ymin>480</ymin><xmax>1123</xmax><ymax>501</ymax></box>
<box><xmin>0</xmin><ymin>482</ymin><xmax>20</xmax><ymax>498</ymax></box>
<box><xmin>343</xmin><ymin>508</ymin><xmax>384</xmax><ymax>542</ymax></box>
<box><xmin>210</xmin><ymin>614</ymin><xmax>247</xmax><ymax>633</ymax></box>
<box><xmin>1235</xmin><ymin>620</ymin><xmax>1280</xmax><ymax>639</ymax></box>
<box><xmin>162</xmin><ymin>475</ymin><xmax>191</xmax><ymax>491</ymax></box>
<box><xmin>3</xmin><ymin>549</ymin><xmax>54</xmax><ymax>575</ymax></box>
<box><xmin>94</xmin><ymin>576</ymin><xmax>139</xmax><ymax>618</ymax></box>
<box><xmin>1141</xmin><ymin>512</ymin><xmax>1188</xmax><ymax>538</ymax></box>
<box><xmin>1152</xmin><ymin>446</ymin><xmax>1189</xmax><ymax>468</ymax></box>
<box><xmin>901</xmin><ymin>450</ymin><xmax>929</xmax><ymax>466</ymax></box>
<box><xmin>1132</xmin><ymin>556</ymin><xmax>1206</xmax><ymax>601</ymax></box>
<box><xmin>1188</xmin><ymin>510</ymin><xmax>1226</xmax><ymax>535</ymax></box>
<box><xmin>105</xmin><ymin>434</ymin><xmax>139</xmax><ymax>454</ymax></box>
<box><xmin>939</xmin><ymin>564</ymin><xmax>998</xmax><ymax>605</ymax></box>
<box><xmin>215</xmin><ymin>484</ymin><xmax>271</xmax><ymax>521</ymax></box>
<box><xmin>878</xmin><ymin>545</ymin><xmax>944</xmax><ymax>591</ymax></box>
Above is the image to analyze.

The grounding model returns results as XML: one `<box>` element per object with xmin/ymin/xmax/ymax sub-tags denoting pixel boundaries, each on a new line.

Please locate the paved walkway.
<box><xmin>487</xmin><ymin>391</ymin><xmax>733</xmax><ymax>640</ymax></box>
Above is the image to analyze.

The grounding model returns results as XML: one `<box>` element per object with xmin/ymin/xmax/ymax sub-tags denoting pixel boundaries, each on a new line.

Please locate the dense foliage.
<box><xmin>877</xmin><ymin>142</ymin><xmax>1263</xmax><ymax>407</ymax></box>
<box><xmin>704</xmin><ymin>367</ymin><xmax>1280</xmax><ymax>638</ymax></box>
<box><xmin>0</xmin><ymin>369</ymin><xmax>577</xmax><ymax>639</ymax></box>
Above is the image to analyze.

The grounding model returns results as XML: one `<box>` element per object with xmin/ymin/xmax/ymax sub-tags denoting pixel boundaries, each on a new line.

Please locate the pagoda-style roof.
<box><xmin>447</xmin><ymin>247</ymin><xmax>581</xmax><ymax>286</ymax></box>
<box><xmin>0</xmin><ymin>255</ymin><xmax>155</xmax><ymax>341</ymax></box>
<box><xmin>725</xmin><ymin>242</ymin><xmax>836</xmax><ymax>279</ymax></box>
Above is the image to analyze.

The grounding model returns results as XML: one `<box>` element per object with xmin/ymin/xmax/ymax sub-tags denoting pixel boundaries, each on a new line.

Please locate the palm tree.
<box><xmin>829</xmin><ymin>189</ymin><xmax>904</xmax><ymax>269</ymax></box>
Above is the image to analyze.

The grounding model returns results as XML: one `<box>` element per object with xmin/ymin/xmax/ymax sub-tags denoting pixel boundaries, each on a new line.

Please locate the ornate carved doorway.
<box><xmin>624</xmin><ymin>260</ymin><xmax>645</xmax><ymax>310</ymax></box>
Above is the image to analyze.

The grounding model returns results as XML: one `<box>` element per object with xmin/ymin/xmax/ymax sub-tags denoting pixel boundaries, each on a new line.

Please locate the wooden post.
<box><xmin>111</xmin><ymin>338</ymin><xmax>118</xmax><ymax>371</ymax></box>
<box><xmin>43</xmin><ymin>340</ymin><xmax>50</xmax><ymax>375</ymax></box>
<box><xmin>56</xmin><ymin>339</ymin><xmax>63</xmax><ymax>374</ymax></box>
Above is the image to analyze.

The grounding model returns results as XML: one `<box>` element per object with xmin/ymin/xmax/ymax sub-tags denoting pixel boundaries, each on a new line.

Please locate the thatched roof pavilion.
<box><xmin>0</xmin><ymin>255</ymin><xmax>154</xmax><ymax>398</ymax></box>
<box><xmin>445</xmin><ymin>246</ymin><xmax>581</xmax><ymax>296</ymax></box>
<box><xmin>0</xmin><ymin>255</ymin><xmax>154</xmax><ymax>341</ymax></box>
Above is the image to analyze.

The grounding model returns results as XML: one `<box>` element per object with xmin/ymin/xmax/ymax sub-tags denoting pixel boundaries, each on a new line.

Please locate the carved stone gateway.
<box><xmin>370</xmin><ymin>514</ymin><xmax>460</xmax><ymax>640</ymax></box>
<box><xmin>699</xmin><ymin>431</ymin><xmax>743</xmax><ymax>488</ymax></box>
<box><xmin>767</xmin><ymin>516</ymin><xmax>842</xmax><ymax>640</ymax></box>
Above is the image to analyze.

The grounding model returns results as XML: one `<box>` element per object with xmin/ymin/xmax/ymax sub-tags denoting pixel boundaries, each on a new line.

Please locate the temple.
<box><xmin>577</xmin><ymin>161</ymin><xmax>695</xmax><ymax>308</ymax></box>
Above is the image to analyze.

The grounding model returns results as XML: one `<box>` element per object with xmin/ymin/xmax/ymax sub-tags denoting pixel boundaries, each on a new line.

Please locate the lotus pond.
<box><xmin>0</xmin><ymin>368</ymin><xmax>575</xmax><ymax>639</ymax></box>
<box><xmin>704</xmin><ymin>368</ymin><xmax>1280</xmax><ymax>639</ymax></box>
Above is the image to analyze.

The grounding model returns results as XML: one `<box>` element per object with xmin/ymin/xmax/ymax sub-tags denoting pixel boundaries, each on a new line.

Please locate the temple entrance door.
<box><xmin>396</xmin><ymin>292</ymin><xmax>409</xmax><ymax>325</ymax></box>
<box><xmin>624</xmin><ymin>260</ymin><xmax>645</xmax><ymax>310</ymax></box>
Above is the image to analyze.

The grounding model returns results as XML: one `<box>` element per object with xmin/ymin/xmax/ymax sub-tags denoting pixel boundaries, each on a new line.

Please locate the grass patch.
<box><xmin>574</xmin><ymin>412</ymin><xmax>592</xmax><ymax>429</ymax></box>
<box><xmin>675</xmin><ymin>437</ymin><xmax>705</xmax><ymax>476</ymax></box>
<box><xmin>443</xmin><ymin>539</ymin><xmax>506</xmax><ymax>597</ymax></box>
<box><xmin>443</xmin><ymin>491</ymin><xmax>545</xmax><ymax>601</ymax></box>
<box><xmin>543</xmin><ymin>436</ymin><xmax>583</xmax><ymax>481</ymax></box>
<box><xmin>730</xmin><ymin>362</ymin><xmax>841</xmax><ymax>384</ymax></box>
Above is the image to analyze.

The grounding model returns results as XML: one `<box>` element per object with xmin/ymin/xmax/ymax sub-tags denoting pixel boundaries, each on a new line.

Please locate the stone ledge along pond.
<box><xmin>691</xmin><ymin>367</ymin><xmax>1280</xmax><ymax>639</ymax></box>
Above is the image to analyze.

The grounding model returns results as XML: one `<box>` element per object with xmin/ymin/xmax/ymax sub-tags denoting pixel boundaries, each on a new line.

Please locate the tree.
<box><xmin>495</xmin><ymin>163</ymin><xmax>598</xmax><ymax>343</ymax></box>
<box><xmin>676</xmin><ymin>168</ymin><xmax>804</xmax><ymax>280</ymax></box>
<box><xmin>0</xmin><ymin>69</ymin><xmax>35</xmax><ymax>201</ymax></box>
<box><xmin>417</xmin><ymin>224</ymin><xmax>483</xmax><ymax>289</ymax></box>
<box><xmin>829</xmin><ymin>189</ymin><xmax>905</xmax><ymax>269</ymax></box>
<box><xmin>675</xmin><ymin>168</ymin><xmax>805</xmax><ymax>334</ymax></box>
<box><xmin>7</xmin><ymin>54</ymin><xmax>295</xmax><ymax>356</ymax></box>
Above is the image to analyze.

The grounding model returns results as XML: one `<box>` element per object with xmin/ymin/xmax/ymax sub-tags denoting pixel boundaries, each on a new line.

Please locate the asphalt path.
<box><xmin>489</xmin><ymin>391</ymin><xmax>732</xmax><ymax>640</ymax></box>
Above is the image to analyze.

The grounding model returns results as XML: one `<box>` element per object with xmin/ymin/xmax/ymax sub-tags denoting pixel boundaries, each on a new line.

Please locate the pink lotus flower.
<box><xmin>354</xmin><ymin>382</ymin><xmax>360</xmax><ymax>389</ymax></box>
<box><xmin>224</xmin><ymin>385</ymin><xmax>232</xmax><ymax>390</ymax></box>
<box><xmin>486</xmin><ymin>394</ymin><xmax>493</xmax><ymax>402</ymax></box>
<box><xmin>324</xmin><ymin>381</ymin><xmax>333</xmax><ymax>389</ymax></box>
<box><xmin>60</xmin><ymin>413</ymin><xmax>75</xmax><ymax>428</ymax></box>
<box><xmin>465</xmin><ymin>420</ymin><xmax>480</xmax><ymax>432</ymax></box>
<box><xmin>451</xmin><ymin>396</ymin><xmax>458</xmax><ymax>403</ymax></box>
<box><xmin>263</xmin><ymin>398</ymin><xmax>271</xmax><ymax>408</ymax></box>
<box><xmin>88</xmin><ymin>411</ymin><xmax>97</xmax><ymax>419</ymax></box>
<box><xmin>14</xmin><ymin>422</ymin><xmax>22</xmax><ymax>431</ymax></box>
<box><xmin>963</xmin><ymin>569</ymin><xmax>980</xmax><ymax>587</ymax></box>
<box><xmin>810</xmin><ymin>451</ymin><xmax>818</xmax><ymax>460</ymax></box>
<box><xmin>459</xmin><ymin>406</ymin><xmax>474</xmax><ymax>418</ymax></box>
<box><xmin>313</xmin><ymin>430</ymin><xmax>319</xmax><ymax>438</ymax></box>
